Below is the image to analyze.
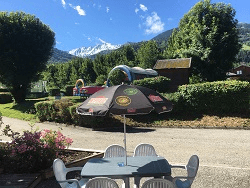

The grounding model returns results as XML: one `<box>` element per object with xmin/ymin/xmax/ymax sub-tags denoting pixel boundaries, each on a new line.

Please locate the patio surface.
<box><xmin>1</xmin><ymin>117</ymin><xmax>250</xmax><ymax>188</ymax></box>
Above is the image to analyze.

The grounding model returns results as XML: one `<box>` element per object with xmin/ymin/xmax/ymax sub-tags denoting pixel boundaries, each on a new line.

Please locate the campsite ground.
<box><xmin>1</xmin><ymin>116</ymin><xmax>250</xmax><ymax>187</ymax></box>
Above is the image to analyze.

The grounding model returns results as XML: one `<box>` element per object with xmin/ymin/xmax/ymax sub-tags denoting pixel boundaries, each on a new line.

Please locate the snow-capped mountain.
<box><xmin>69</xmin><ymin>42</ymin><xmax>122</xmax><ymax>58</ymax></box>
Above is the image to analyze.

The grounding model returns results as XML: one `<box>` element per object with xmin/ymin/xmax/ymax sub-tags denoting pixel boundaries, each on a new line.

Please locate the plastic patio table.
<box><xmin>81</xmin><ymin>156</ymin><xmax>171</xmax><ymax>188</ymax></box>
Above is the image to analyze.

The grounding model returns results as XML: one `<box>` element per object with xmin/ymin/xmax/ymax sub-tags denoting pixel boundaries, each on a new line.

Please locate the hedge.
<box><xmin>133</xmin><ymin>76</ymin><xmax>171</xmax><ymax>93</ymax></box>
<box><xmin>171</xmin><ymin>80</ymin><xmax>250</xmax><ymax>114</ymax></box>
<box><xmin>35</xmin><ymin>99</ymin><xmax>73</xmax><ymax>122</ymax></box>
<box><xmin>0</xmin><ymin>93</ymin><xmax>13</xmax><ymax>104</ymax></box>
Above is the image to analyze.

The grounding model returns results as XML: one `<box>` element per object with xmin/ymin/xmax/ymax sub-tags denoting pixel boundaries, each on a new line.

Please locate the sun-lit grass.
<box><xmin>243</xmin><ymin>44</ymin><xmax>250</xmax><ymax>51</ymax></box>
<box><xmin>0</xmin><ymin>102</ymin><xmax>37</xmax><ymax>121</ymax></box>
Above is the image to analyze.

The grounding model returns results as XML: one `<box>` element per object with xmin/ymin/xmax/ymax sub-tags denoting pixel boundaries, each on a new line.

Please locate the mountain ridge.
<box><xmin>49</xmin><ymin>22</ymin><xmax>250</xmax><ymax>64</ymax></box>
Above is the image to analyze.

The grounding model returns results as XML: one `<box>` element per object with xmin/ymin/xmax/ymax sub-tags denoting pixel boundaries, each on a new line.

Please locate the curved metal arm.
<box><xmin>172</xmin><ymin>176</ymin><xmax>195</xmax><ymax>184</ymax></box>
<box><xmin>170</xmin><ymin>165</ymin><xmax>186</xmax><ymax>169</ymax></box>
<box><xmin>58</xmin><ymin>179</ymin><xmax>81</xmax><ymax>188</ymax></box>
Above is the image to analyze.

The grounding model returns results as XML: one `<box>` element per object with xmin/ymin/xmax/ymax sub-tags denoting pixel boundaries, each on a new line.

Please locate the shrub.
<box><xmin>65</xmin><ymin>85</ymin><xmax>75</xmax><ymax>96</ymax></box>
<box><xmin>35</xmin><ymin>99</ymin><xmax>73</xmax><ymax>123</ymax></box>
<box><xmin>69</xmin><ymin>104</ymin><xmax>115</xmax><ymax>129</ymax></box>
<box><xmin>1</xmin><ymin>125</ymin><xmax>73</xmax><ymax>173</ymax></box>
<box><xmin>95</xmin><ymin>75</ymin><xmax>107</xmax><ymax>86</ymax></box>
<box><xmin>48</xmin><ymin>88</ymin><xmax>60</xmax><ymax>96</ymax></box>
<box><xmin>171</xmin><ymin>80</ymin><xmax>250</xmax><ymax>114</ymax></box>
<box><xmin>35</xmin><ymin>101</ymin><xmax>55</xmax><ymax>121</ymax></box>
<box><xmin>133</xmin><ymin>76</ymin><xmax>171</xmax><ymax>93</ymax></box>
<box><xmin>0</xmin><ymin>92</ymin><xmax>13</xmax><ymax>104</ymax></box>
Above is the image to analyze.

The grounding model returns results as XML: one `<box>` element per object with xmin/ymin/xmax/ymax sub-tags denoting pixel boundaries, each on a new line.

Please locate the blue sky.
<box><xmin>1</xmin><ymin>0</ymin><xmax>250</xmax><ymax>51</ymax></box>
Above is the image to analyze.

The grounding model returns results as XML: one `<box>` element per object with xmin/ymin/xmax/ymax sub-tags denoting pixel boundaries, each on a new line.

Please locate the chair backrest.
<box><xmin>53</xmin><ymin>158</ymin><xmax>67</xmax><ymax>188</ymax></box>
<box><xmin>103</xmin><ymin>144</ymin><xmax>126</xmax><ymax>158</ymax></box>
<box><xmin>133</xmin><ymin>143</ymin><xmax>158</xmax><ymax>157</ymax></box>
<box><xmin>141</xmin><ymin>178</ymin><xmax>175</xmax><ymax>188</ymax></box>
<box><xmin>186</xmin><ymin>155</ymin><xmax>199</xmax><ymax>184</ymax></box>
<box><xmin>85</xmin><ymin>177</ymin><xmax>119</xmax><ymax>188</ymax></box>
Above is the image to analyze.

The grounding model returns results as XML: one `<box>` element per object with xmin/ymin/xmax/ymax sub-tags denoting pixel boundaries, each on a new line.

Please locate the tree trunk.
<box><xmin>10</xmin><ymin>85</ymin><xmax>27</xmax><ymax>103</ymax></box>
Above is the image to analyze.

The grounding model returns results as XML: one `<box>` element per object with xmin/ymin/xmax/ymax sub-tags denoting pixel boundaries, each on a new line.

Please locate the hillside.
<box><xmin>48</xmin><ymin>23</ymin><xmax>250</xmax><ymax>64</ymax></box>
<box><xmin>48</xmin><ymin>48</ymin><xmax>76</xmax><ymax>64</ymax></box>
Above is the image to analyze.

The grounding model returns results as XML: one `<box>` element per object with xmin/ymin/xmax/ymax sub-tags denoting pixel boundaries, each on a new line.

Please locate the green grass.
<box><xmin>0</xmin><ymin>102</ymin><xmax>37</xmax><ymax>121</ymax></box>
<box><xmin>243</xmin><ymin>44</ymin><xmax>250</xmax><ymax>51</ymax></box>
<box><xmin>0</xmin><ymin>96</ymin><xmax>85</xmax><ymax>122</ymax></box>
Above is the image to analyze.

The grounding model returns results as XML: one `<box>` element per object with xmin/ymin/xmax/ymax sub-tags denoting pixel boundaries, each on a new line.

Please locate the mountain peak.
<box><xmin>68</xmin><ymin>42</ymin><xmax>122</xmax><ymax>58</ymax></box>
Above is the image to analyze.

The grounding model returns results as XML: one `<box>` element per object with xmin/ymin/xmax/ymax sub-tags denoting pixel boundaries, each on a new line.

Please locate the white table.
<box><xmin>81</xmin><ymin>156</ymin><xmax>171</xmax><ymax>188</ymax></box>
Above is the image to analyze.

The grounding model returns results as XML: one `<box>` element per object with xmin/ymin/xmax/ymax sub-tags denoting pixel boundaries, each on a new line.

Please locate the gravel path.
<box><xmin>1</xmin><ymin>117</ymin><xmax>250</xmax><ymax>187</ymax></box>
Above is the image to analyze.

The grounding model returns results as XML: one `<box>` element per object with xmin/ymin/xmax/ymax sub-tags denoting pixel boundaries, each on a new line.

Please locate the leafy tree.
<box><xmin>108</xmin><ymin>69</ymin><xmax>127</xmax><ymax>86</ymax></box>
<box><xmin>137</xmin><ymin>40</ymin><xmax>161</xmax><ymax>69</ymax></box>
<box><xmin>0</xmin><ymin>12</ymin><xmax>55</xmax><ymax>103</ymax></box>
<box><xmin>163</xmin><ymin>0</ymin><xmax>241</xmax><ymax>81</ymax></box>
<box><xmin>80</xmin><ymin>58</ymin><xmax>96</xmax><ymax>84</ymax></box>
<box><xmin>95</xmin><ymin>75</ymin><xmax>107</xmax><ymax>86</ymax></box>
<box><xmin>93</xmin><ymin>54</ymin><xmax>108</xmax><ymax>76</ymax></box>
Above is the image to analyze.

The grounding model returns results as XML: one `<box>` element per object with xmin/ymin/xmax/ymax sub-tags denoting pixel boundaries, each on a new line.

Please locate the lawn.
<box><xmin>243</xmin><ymin>44</ymin><xmax>250</xmax><ymax>51</ymax></box>
<box><xmin>0</xmin><ymin>96</ymin><xmax>249</xmax><ymax>129</ymax></box>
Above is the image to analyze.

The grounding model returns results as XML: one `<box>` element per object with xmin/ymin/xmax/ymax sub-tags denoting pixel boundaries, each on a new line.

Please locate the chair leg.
<box><xmin>134</xmin><ymin>177</ymin><xmax>141</xmax><ymax>188</ymax></box>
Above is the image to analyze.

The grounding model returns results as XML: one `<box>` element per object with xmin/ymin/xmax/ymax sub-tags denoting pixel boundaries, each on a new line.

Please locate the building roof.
<box><xmin>153</xmin><ymin>58</ymin><xmax>192</xmax><ymax>69</ymax></box>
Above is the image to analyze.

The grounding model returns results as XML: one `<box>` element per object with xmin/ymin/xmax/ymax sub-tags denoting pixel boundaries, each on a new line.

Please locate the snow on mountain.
<box><xmin>69</xmin><ymin>42</ymin><xmax>122</xmax><ymax>58</ymax></box>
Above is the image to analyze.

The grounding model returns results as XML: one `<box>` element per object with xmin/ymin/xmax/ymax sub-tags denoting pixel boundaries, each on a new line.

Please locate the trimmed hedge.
<box><xmin>65</xmin><ymin>85</ymin><xmax>75</xmax><ymax>96</ymax></box>
<box><xmin>48</xmin><ymin>88</ymin><xmax>60</xmax><ymax>96</ymax></box>
<box><xmin>133</xmin><ymin>76</ymin><xmax>171</xmax><ymax>93</ymax></box>
<box><xmin>171</xmin><ymin>80</ymin><xmax>250</xmax><ymax>114</ymax></box>
<box><xmin>35</xmin><ymin>99</ymin><xmax>73</xmax><ymax>122</ymax></box>
<box><xmin>0</xmin><ymin>92</ymin><xmax>13</xmax><ymax>104</ymax></box>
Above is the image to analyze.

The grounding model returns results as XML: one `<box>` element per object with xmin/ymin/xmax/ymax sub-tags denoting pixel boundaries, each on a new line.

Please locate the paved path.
<box><xmin>1</xmin><ymin>117</ymin><xmax>250</xmax><ymax>187</ymax></box>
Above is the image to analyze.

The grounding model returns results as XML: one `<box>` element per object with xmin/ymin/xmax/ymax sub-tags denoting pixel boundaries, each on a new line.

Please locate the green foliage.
<box><xmin>133</xmin><ymin>76</ymin><xmax>171</xmax><ymax>93</ymax></box>
<box><xmin>35</xmin><ymin>99</ymin><xmax>73</xmax><ymax>123</ymax></box>
<box><xmin>95</xmin><ymin>75</ymin><xmax>107</xmax><ymax>86</ymax></box>
<box><xmin>0</xmin><ymin>92</ymin><xmax>13</xmax><ymax>104</ymax></box>
<box><xmin>48</xmin><ymin>88</ymin><xmax>60</xmax><ymax>96</ymax></box>
<box><xmin>171</xmin><ymin>80</ymin><xmax>250</xmax><ymax>114</ymax></box>
<box><xmin>42</xmin><ymin>58</ymin><xmax>96</xmax><ymax>90</ymax></box>
<box><xmin>164</xmin><ymin>0</ymin><xmax>241</xmax><ymax>82</ymax></box>
<box><xmin>1</xmin><ymin>125</ymin><xmax>72</xmax><ymax>173</ymax></box>
<box><xmin>136</xmin><ymin>40</ymin><xmax>161</xmax><ymax>69</ymax></box>
<box><xmin>0</xmin><ymin>11</ymin><xmax>55</xmax><ymax>103</ymax></box>
<box><xmin>65</xmin><ymin>85</ymin><xmax>75</xmax><ymax>96</ymax></box>
<box><xmin>109</xmin><ymin>69</ymin><xmax>127</xmax><ymax>85</ymax></box>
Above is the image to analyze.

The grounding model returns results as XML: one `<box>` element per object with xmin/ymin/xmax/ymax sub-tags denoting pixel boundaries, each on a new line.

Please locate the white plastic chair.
<box><xmin>133</xmin><ymin>143</ymin><xmax>158</xmax><ymax>157</ymax></box>
<box><xmin>133</xmin><ymin>143</ymin><xmax>158</xmax><ymax>188</ymax></box>
<box><xmin>170</xmin><ymin>155</ymin><xmax>199</xmax><ymax>188</ymax></box>
<box><xmin>141</xmin><ymin>178</ymin><xmax>175</xmax><ymax>188</ymax></box>
<box><xmin>53</xmin><ymin>158</ymin><xmax>88</xmax><ymax>188</ymax></box>
<box><xmin>85</xmin><ymin>177</ymin><xmax>119</xmax><ymax>188</ymax></box>
<box><xmin>103</xmin><ymin>144</ymin><xmax>126</xmax><ymax>158</ymax></box>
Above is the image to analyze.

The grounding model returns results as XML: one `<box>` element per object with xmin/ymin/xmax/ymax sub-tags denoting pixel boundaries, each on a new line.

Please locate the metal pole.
<box><xmin>123</xmin><ymin>114</ymin><xmax>127</xmax><ymax>165</ymax></box>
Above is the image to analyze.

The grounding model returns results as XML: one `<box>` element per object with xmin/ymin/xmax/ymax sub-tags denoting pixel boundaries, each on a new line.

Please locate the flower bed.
<box><xmin>0</xmin><ymin>146</ymin><xmax>104</xmax><ymax>188</ymax></box>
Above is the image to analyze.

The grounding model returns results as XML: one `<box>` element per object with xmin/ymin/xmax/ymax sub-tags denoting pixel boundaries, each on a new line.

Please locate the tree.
<box><xmin>163</xmin><ymin>0</ymin><xmax>241</xmax><ymax>81</ymax></box>
<box><xmin>0</xmin><ymin>12</ymin><xmax>55</xmax><ymax>103</ymax></box>
<box><xmin>136</xmin><ymin>40</ymin><xmax>161</xmax><ymax>69</ymax></box>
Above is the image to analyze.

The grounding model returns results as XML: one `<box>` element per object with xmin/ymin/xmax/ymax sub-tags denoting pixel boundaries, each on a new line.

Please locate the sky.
<box><xmin>1</xmin><ymin>0</ymin><xmax>250</xmax><ymax>51</ymax></box>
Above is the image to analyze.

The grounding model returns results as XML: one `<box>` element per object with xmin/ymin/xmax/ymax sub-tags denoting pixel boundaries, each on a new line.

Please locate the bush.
<box><xmin>133</xmin><ymin>76</ymin><xmax>171</xmax><ymax>93</ymax></box>
<box><xmin>35</xmin><ymin>99</ymin><xmax>73</xmax><ymax>123</ymax></box>
<box><xmin>0</xmin><ymin>92</ymin><xmax>13</xmax><ymax>104</ymax></box>
<box><xmin>1</xmin><ymin>125</ymin><xmax>73</xmax><ymax>173</ymax></box>
<box><xmin>171</xmin><ymin>80</ymin><xmax>250</xmax><ymax>114</ymax></box>
<box><xmin>65</xmin><ymin>85</ymin><xmax>75</xmax><ymax>96</ymax></box>
<box><xmin>69</xmin><ymin>104</ymin><xmax>112</xmax><ymax>128</ymax></box>
<box><xmin>95</xmin><ymin>75</ymin><xmax>107</xmax><ymax>86</ymax></box>
<box><xmin>48</xmin><ymin>88</ymin><xmax>60</xmax><ymax>96</ymax></box>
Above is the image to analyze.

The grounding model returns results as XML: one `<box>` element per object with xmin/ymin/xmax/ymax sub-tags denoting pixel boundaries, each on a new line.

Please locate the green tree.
<box><xmin>163</xmin><ymin>0</ymin><xmax>241</xmax><ymax>81</ymax></box>
<box><xmin>137</xmin><ymin>40</ymin><xmax>161</xmax><ymax>69</ymax></box>
<box><xmin>80</xmin><ymin>58</ymin><xmax>96</xmax><ymax>84</ymax></box>
<box><xmin>0</xmin><ymin>12</ymin><xmax>55</xmax><ymax>103</ymax></box>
